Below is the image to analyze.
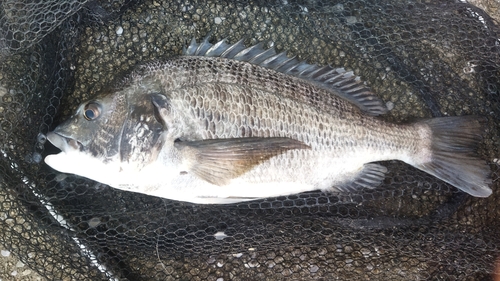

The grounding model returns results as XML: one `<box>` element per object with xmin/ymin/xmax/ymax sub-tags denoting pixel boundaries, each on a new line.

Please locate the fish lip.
<box><xmin>46</xmin><ymin>131</ymin><xmax>82</xmax><ymax>153</ymax></box>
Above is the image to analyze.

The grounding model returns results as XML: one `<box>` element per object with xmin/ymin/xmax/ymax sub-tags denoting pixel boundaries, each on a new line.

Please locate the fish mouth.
<box><xmin>46</xmin><ymin>132</ymin><xmax>82</xmax><ymax>153</ymax></box>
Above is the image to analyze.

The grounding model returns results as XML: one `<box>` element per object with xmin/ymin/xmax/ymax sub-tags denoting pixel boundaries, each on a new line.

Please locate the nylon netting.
<box><xmin>0</xmin><ymin>0</ymin><xmax>499</xmax><ymax>280</ymax></box>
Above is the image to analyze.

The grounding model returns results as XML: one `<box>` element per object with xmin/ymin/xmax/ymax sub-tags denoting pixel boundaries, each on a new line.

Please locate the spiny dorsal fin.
<box><xmin>183</xmin><ymin>35</ymin><xmax>388</xmax><ymax>116</ymax></box>
<box><xmin>175</xmin><ymin>137</ymin><xmax>310</xmax><ymax>186</ymax></box>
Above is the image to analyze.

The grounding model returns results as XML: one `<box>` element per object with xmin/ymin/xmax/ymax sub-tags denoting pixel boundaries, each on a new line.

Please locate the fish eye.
<box><xmin>83</xmin><ymin>102</ymin><xmax>101</xmax><ymax>121</ymax></box>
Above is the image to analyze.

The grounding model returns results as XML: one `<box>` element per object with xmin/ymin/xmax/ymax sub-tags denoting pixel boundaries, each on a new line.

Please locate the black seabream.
<box><xmin>45</xmin><ymin>36</ymin><xmax>492</xmax><ymax>204</ymax></box>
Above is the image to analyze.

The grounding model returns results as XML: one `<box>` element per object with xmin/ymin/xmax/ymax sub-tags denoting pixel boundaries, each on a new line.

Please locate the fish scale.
<box><xmin>44</xmin><ymin>36</ymin><xmax>492</xmax><ymax>204</ymax></box>
<box><xmin>161</xmin><ymin>64</ymin><xmax>409</xmax><ymax>153</ymax></box>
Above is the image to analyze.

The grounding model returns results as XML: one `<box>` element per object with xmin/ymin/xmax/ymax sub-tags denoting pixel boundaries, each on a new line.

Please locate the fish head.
<box><xmin>44</xmin><ymin>90</ymin><xmax>130</xmax><ymax>183</ymax></box>
<box><xmin>48</xmin><ymin>90</ymin><xmax>129</xmax><ymax>155</ymax></box>
<box><xmin>44</xmin><ymin>85</ymin><xmax>167</xmax><ymax>187</ymax></box>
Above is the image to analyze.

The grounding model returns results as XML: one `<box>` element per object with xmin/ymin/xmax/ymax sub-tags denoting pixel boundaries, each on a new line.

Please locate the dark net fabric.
<box><xmin>1</xmin><ymin>0</ymin><xmax>499</xmax><ymax>280</ymax></box>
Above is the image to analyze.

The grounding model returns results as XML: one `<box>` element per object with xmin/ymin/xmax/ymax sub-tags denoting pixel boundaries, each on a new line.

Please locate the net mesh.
<box><xmin>1</xmin><ymin>0</ymin><xmax>499</xmax><ymax>280</ymax></box>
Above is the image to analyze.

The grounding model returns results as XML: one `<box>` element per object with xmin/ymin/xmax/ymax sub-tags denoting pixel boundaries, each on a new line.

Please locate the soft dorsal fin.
<box><xmin>183</xmin><ymin>35</ymin><xmax>388</xmax><ymax>116</ymax></box>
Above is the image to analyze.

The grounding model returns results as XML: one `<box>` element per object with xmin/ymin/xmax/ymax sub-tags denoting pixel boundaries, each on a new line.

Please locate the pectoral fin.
<box><xmin>175</xmin><ymin>137</ymin><xmax>310</xmax><ymax>186</ymax></box>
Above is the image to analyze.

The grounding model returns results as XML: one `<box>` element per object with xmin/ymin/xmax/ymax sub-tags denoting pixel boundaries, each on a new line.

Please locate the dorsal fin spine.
<box><xmin>249</xmin><ymin>47</ymin><xmax>276</xmax><ymax>64</ymax></box>
<box><xmin>220</xmin><ymin>39</ymin><xmax>245</xmax><ymax>58</ymax></box>
<box><xmin>183</xmin><ymin>36</ymin><xmax>388</xmax><ymax>116</ymax></box>
<box><xmin>205</xmin><ymin>40</ymin><xmax>227</xmax><ymax>56</ymax></box>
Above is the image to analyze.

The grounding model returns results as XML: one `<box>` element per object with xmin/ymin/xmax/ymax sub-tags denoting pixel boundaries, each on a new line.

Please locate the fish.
<box><xmin>44</xmin><ymin>35</ymin><xmax>492</xmax><ymax>204</ymax></box>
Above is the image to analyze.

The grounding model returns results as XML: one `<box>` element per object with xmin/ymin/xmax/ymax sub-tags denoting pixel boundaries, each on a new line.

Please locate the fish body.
<box><xmin>45</xmin><ymin>37</ymin><xmax>492</xmax><ymax>204</ymax></box>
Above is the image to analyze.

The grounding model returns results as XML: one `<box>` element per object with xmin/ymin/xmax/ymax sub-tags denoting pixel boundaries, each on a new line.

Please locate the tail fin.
<box><xmin>413</xmin><ymin>116</ymin><xmax>492</xmax><ymax>197</ymax></box>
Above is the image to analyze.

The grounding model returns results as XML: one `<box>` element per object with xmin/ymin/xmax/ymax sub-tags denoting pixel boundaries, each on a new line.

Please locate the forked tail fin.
<box><xmin>413</xmin><ymin>116</ymin><xmax>492</xmax><ymax>197</ymax></box>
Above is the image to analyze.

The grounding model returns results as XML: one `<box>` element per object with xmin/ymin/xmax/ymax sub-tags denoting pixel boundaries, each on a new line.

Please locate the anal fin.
<box><xmin>175</xmin><ymin>137</ymin><xmax>310</xmax><ymax>186</ymax></box>
<box><xmin>335</xmin><ymin>163</ymin><xmax>388</xmax><ymax>192</ymax></box>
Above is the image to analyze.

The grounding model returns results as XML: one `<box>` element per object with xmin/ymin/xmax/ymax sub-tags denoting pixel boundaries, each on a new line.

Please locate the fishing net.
<box><xmin>1</xmin><ymin>0</ymin><xmax>499</xmax><ymax>280</ymax></box>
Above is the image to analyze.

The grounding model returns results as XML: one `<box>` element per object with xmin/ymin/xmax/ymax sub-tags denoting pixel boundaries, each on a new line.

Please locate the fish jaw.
<box><xmin>45</xmin><ymin>132</ymin><xmax>122</xmax><ymax>186</ymax></box>
<box><xmin>46</xmin><ymin>131</ymin><xmax>82</xmax><ymax>153</ymax></box>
